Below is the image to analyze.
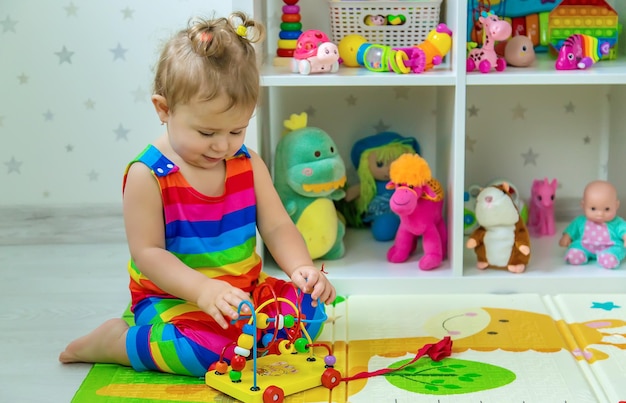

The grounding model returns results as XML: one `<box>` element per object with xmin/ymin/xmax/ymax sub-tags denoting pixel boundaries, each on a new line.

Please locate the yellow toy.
<box><xmin>340</xmin><ymin>24</ymin><xmax>453</xmax><ymax>73</ymax></box>
<box><xmin>337</xmin><ymin>34</ymin><xmax>368</xmax><ymax>67</ymax></box>
<box><xmin>205</xmin><ymin>283</ymin><xmax>341</xmax><ymax>403</ymax></box>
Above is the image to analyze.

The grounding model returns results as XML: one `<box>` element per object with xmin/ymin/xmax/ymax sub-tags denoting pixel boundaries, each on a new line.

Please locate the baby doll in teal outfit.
<box><xmin>345</xmin><ymin>132</ymin><xmax>420</xmax><ymax>241</ymax></box>
<box><xmin>559</xmin><ymin>180</ymin><xmax>626</xmax><ymax>269</ymax></box>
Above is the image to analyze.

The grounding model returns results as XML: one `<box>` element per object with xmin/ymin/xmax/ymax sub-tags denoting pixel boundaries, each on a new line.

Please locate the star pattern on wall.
<box><xmin>467</xmin><ymin>104</ymin><xmax>479</xmax><ymax>117</ymax></box>
<box><xmin>121</xmin><ymin>7</ymin><xmax>135</xmax><ymax>19</ymax></box>
<box><xmin>521</xmin><ymin>147</ymin><xmax>538</xmax><ymax>166</ymax></box>
<box><xmin>466</xmin><ymin>135</ymin><xmax>476</xmax><ymax>152</ymax></box>
<box><xmin>87</xmin><ymin>170</ymin><xmax>99</xmax><ymax>181</ymax></box>
<box><xmin>55</xmin><ymin>46</ymin><xmax>74</xmax><ymax>64</ymax></box>
<box><xmin>132</xmin><ymin>86</ymin><xmax>147</xmax><ymax>102</ymax></box>
<box><xmin>583</xmin><ymin>136</ymin><xmax>590</xmax><ymax>144</ymax></box>
<box><xmin>564</xmin><ymin>101</ymin><xmax>575</xmax><ymax>113</ymax></box>
<box><xmin>66</xmin><ymin>144</ymin><xmax>74</xmax><ymax>152</ymax></box>
<box><xmin>1</xmin><ymin>15</ymin><xmax>18</xmax><ymax>33</ymax></box>
<box><xmin>393</xmin><ymin>87</ymin><xmax>409</xmax><ymax>99</ymax></box>
<box><xmin>43</xmin><ymin>110</ymin><xmax>54</xmax><ymax>121</ymax></box>
<box><xmin>304</xmin><ymin>106</ymin><xmax>316</xmax><ymax>117</ymax></box>
<box><xmin>512</xmin><ymin>103</ymin><xmax>527</xmax><ymax>120</ymax></box>
<box><xmin>114</xmin><ymin>124</ymin><xmax>129</xmax><ymax>141</ymax></box>
<box><xmin>64</xmin><ymin>2</ymin><xmax>78</xmax><ymax>16</ymax></box>
<box><xmin>17</xmin><ymin>73</ymin><xmax>28</xmax><ymax>84</ymax></box>
<box><xmin>84</xmin><ymin>99</ymin><xmax>95</xmax><ymax>109</ymax></box>
<box><xmin>110</xmin><ymin>43</ymin><xmax>128</xmax><ymax>61</ymax></box>
<box><xmin>345</xmin><ymin>94</ymin><xmax>357</xmax><ymax>106</ymax></box>
<box><xmin>373</xmin><ymin>119</ymin><xmax>390</xmax><ymax>133</ymax></box>
<box><xmin>5</xmin><ymin>156</ymin><xmax>22</xmax><ymax>174</ymax></box>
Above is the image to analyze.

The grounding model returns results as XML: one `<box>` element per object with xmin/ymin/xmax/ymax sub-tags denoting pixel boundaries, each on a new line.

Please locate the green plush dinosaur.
<box><xmin>274</xmin><ymin>113</ymin><xmax>347</xmax><ymax>260</ymax></box>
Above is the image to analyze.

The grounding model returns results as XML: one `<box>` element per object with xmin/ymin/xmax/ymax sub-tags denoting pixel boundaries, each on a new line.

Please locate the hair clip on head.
<box><xmin>236</xmin><ymin>25</ymin><xmax>247</xmax><ymax>38</ymax></box>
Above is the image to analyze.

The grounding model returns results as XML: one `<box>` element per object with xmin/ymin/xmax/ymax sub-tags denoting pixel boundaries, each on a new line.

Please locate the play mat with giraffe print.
<box><xmin>72</xmin><ymin>293</ymin><xmax>626</xmax><ymax>403</ymax></box>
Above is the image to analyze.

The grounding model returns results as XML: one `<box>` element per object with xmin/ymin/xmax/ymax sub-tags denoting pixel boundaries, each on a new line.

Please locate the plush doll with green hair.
<box><xmin>274</xmin><ymin>112</ymin><xmax>347</xmax><ymax>260</ymax></box>
<box><xmin>345</xmin><ymin>132</ymin><xmax>420</xmax><ymax>241</ymax></box>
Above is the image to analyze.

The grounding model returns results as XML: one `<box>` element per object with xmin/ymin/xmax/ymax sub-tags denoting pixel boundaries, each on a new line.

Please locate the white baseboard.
<box><xmin>0</xmin><ymin>204</ymin><xmax>125</xmax><ymax>246</ymax></box>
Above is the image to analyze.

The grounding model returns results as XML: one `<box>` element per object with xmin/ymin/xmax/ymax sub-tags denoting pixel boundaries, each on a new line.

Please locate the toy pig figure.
<box><xmin>466</xmin><ymin>183</ymin><xmax>531</xmax><ymax>273</ymax></box>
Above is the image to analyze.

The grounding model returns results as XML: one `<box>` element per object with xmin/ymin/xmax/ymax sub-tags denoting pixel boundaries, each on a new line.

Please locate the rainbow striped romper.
<box><xmin>123</xmin><ymin>145</ymin><xmax>323</xmax><ymax>377</ymax></box>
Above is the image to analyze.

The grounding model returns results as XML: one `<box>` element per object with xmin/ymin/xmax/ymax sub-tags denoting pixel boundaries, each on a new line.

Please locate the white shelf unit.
<box><xmin>250</xmin><ymin>1</ymin><xmax>626</xmax><ymax>295</ymax></box>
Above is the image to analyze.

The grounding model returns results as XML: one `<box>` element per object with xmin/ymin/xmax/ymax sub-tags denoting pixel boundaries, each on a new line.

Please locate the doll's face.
<box><xmin>367</xmin><ymin>151</ymin><xmax>392</xmax><ymax>181</ymax></box>
<box><xmin>582</xmin><ymin>181</ymin><xmax>620</xmax><ymax>224</ymax></box>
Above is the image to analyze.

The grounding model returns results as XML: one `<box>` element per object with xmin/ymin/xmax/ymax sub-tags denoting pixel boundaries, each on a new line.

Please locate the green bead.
<box><xmin>294</xmin><ymin>338</ymin><xmax>309</xmax><ymax>353</ymax></box>
<box><xmin>229</xmin><ymin>370</ymin><xmax>242</xmax><ymax>382</ymax></box>
<box><xmin>284</xmin><ymin>314</ymin><xmax>295</xmax><ymax>328</ymax></box>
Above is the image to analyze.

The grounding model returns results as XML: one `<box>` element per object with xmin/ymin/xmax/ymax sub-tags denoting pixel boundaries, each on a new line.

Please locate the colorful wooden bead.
<box><xmin>230</xmin><ymin>355</ymin><xmax>246</xmax><ymax>371</ymax></box>
<box><xmin>237</xmin><ymin>333</ymin><xmax>254</xmax><ymax>350</ymax></box>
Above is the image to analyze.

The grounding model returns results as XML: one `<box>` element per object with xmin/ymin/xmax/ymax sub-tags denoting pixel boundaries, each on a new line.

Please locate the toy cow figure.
<box><xmin>291</xmin><ymin>30</ymin><xmax>339</xmax><ymax>75</ymax></box>
<box><xmin>555</xmin><ymin>34</ymin><xmax>610</xmax><ymax>70</ymax></box>
<box><xmin>386</xmin><ymin>153</ymin><xmax>447</xmax><ymax>270</ymax></box>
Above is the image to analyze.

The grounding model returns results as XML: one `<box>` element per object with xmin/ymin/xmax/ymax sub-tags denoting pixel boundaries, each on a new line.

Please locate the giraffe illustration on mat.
<box><xmin>467</xmin><ymin>11</ymin><xmax>512</xmax><ymax>73</ymax></box>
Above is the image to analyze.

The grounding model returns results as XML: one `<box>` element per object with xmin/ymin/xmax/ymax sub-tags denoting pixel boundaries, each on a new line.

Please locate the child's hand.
<box><xmin>290</xmin><ymin>265</ymin><xmax>336</xmax><ymax>307</ymax></box>
<box><xmin>196</xmin><ymin>280</ymin><xmax>252</xmax><ymax>329</ymax></box>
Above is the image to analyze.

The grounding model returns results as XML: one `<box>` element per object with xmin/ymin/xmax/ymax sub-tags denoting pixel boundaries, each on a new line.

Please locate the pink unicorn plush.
<box><xmin>527</xmin><ymin>178</ymin><xmax>558</xmax><ymax>237</ymax></box>
<box><xmin>386</xmin><ymin>153</ymin><xmax>447</xmax><ymax>270</ymax></box>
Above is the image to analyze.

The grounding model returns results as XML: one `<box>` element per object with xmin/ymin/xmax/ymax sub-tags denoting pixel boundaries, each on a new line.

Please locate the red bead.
<box><xmin>231</xmin><ymin>355</ymin><xmax>246</xmax><ymax>371</ymax></box>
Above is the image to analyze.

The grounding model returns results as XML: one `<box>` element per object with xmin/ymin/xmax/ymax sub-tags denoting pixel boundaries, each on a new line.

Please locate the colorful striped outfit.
<box><xmin>123</xmin><ymin>145</ymin><xmax>324</xmax><ymax>377</ymax></box>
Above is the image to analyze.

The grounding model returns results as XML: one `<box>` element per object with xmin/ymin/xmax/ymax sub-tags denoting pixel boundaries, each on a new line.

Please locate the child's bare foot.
<box><xmin>59</xmin><ymin>318</ymin><xmax>130</xmax><ymax>366</ymax></box>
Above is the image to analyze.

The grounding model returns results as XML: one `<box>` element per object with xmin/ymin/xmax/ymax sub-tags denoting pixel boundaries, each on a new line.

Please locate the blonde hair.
<box><xmin>153</xmin><ymin>12</ymin><xmax>265</xmax><ymax>112</ymax></box>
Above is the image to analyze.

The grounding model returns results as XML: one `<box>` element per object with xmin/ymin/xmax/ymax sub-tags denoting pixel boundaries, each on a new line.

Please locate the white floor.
<box><xmin>1</xmin><ymin>242</ymin><xmax>130</xmax><ymax>403</ymax></box>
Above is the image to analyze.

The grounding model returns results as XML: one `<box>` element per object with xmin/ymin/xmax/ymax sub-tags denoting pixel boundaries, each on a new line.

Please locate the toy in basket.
<box><xmin>328</xmin><ymin>0</ymin><xmax>443</xmax><ymax>48</ymax></box>
<box><xmin>291</xmin><ymin>30</ymin><xmax>339</xmax><ymax>75</ymax></box>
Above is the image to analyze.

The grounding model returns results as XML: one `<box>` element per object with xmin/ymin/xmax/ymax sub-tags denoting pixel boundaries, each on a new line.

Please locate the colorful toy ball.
<box><xmin>338</xmin><ymin>34</ymin><xmax>367</xmax><ymax>67</ymax></box>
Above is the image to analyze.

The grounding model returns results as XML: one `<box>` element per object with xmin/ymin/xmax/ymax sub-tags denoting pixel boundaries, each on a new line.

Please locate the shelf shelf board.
<box><xmin>260</xmin><ymin>63</ymin><xmax>456</xmax><ymax>87</ymax></box>
<box><xmin>262</xmin><ymin>226</ymin><xmax>626</xmax><ymax>295</ymax></box>
<box><xmin>466</xmin><ymin>54</ymin><xmax>626</xmax><ymax>86</ymax></box>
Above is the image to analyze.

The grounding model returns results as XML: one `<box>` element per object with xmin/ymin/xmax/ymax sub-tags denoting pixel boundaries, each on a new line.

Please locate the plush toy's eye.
<box><xmin>567</xmin><ymin>53</ymin><xmax>574</xmax><ymax>61</ymax></box>
<box><xmin>522</xmin><ymin>45</ymin><xmax>528</xmax><ymax>51</ymax></box>
<box><xmin>408</xmin><ymin>185</ymin><xmax>414</xmax><ymax>189</ymax></box>
<box><xmin>551</xmin><ymin>195</ymin><xmax>554</xmax><ymax>200</ymax></box>
<box><xmin>537</xmin><ymin>195</ymin><xmax>542</xmax><ymax>201</ymax></box>
<box><xmin>376</xmin><ymin>161</ymin><xmax>384</xmax><ymax>168</ymax></box>
<box><xmin>314</xmin><ymin>151</ymin><xmax>321</xmax><ymax>157</ymax></box>
<box><xmin>330</xmin><ymin>146</ymin><xmax>335</xmax><ymax>153</ymax></box>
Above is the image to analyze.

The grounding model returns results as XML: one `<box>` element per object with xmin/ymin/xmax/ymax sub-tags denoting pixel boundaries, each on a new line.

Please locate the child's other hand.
<box><xmin>290</xmin><ymin>266</ymin><xmax>336</xmax><ymax>307</ymax></box>
<box><xmin>196</xmin><ymin>280</ymin><xmax>252</xmax><ymax>329</ymax></box>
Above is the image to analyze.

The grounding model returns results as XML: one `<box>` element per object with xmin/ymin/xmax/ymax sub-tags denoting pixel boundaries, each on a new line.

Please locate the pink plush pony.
<box><xmin>386</xmin><ymin>153</ymin><xmax>447</xmax><ymax>270</ymax></box>
<box><xmin>527</xmin><ymin>177</ymin><xmax>558</xmax><ymax>236</ymax></box>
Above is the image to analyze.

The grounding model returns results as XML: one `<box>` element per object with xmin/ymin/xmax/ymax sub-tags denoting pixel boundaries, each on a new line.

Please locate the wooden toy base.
<box><xmin>205</xmin><ymin>353</ymin><xmax>331</xmax><ymax>403</ymax></box>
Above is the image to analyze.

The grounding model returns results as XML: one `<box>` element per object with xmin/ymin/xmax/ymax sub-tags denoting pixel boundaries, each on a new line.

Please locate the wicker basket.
<box><xmin>328</xmin><ymin>0</ymin><xmax>443</xmax><ymax>48</ymax></box>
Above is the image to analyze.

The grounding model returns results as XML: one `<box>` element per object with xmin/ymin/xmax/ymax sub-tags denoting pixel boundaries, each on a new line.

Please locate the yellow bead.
<box><xmin>278</xmin><ymin>339</ymin><xmax>294</xmax><ymax>354</ymax></box>
<box><xmin>256</xmin><ymin>313</ymin><xmax>270</xmax><ymax>329</ymax></box>
<box><xmin>237</xmin><ymin>334</ymin><xmax>254</xmax><ymax>350</ymax></box>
